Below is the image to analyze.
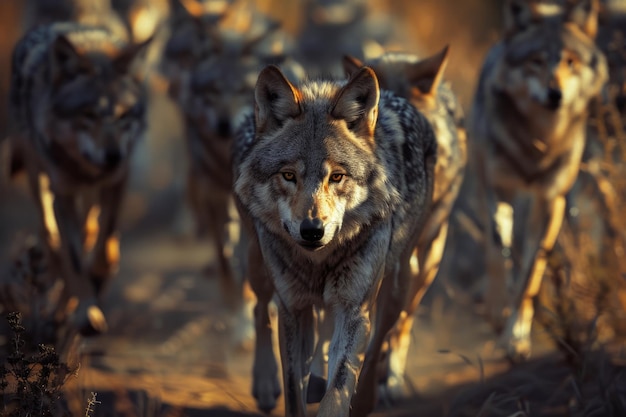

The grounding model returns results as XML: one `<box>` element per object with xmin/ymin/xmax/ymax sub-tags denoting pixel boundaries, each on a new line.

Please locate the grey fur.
<box><xmin>233</xmin><ymin>65</ymin><xmax>436</xmax><ymax>416</ymax></box>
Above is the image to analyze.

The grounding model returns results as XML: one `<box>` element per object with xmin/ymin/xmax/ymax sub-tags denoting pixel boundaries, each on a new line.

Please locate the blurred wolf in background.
<box><xmin>7</xmin><ymin>22</ymin><xmax>152</xmax><ymax>335</ymax></box>
<box><xmin>295</xmin><ymin>0</ymin><xmax>395</xmax><ymax>78</ymax></box>
<box><xmin>233</xmin><ymin>64</ymin><xmax>436</xmax><ymax>416</ymax></box>
<box><xmin>472</xmin><ymin>0</ymin><xmax>608</xmax><ymax>360</ymax></box>
<box><xmin>343</xmin><ymin>45</ymin><xmax>467</xmax><ymax>401</ymax></box>
<box><xmin>162</xmin><ymin>0</ymin><xmax>304</xmax><ymax>338</ymax></box>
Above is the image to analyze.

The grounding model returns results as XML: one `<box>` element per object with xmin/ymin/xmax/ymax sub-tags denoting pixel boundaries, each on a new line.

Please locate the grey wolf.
<box><xmin>233</xmin><ymin>64</ymin><xmax>436</xmax><ymax>416</ymax></box>
<box><xmin>471</xmin><ymin>0</ymin><xmax>608</xmax><ymax>359</ymax></box>
<box><xmin>7</xmin><ymin>22</ymin><xmax>151</xmax><ymax>335</ymax></box>
<box><xmin>342</xmin><ymin>45</ymin><xmax>467</xmax><ymax>400</ymax></box>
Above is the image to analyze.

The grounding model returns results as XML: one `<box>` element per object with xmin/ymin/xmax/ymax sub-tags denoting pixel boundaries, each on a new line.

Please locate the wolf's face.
<box><xmin>495</xmin><ymin>21</ymin><xmax>606</xmax><ymax>120</ymax></box>
<box><xmin>185</xmin><ymin>54</ymin><xmax>258</xmax><ymax>139</ymax></box>
<box><xmin>43</xmin><ymin>35</ymin><xmax>149</xmax><ymax>176</ymax></box>
<box><xmin>492</xmin><ymin>0</ymin><xmax>607</xmax><ymax>128</ymax></box>
<box><xmin>236</xmin><ymin>65</ymin><xmax>383</xmax><ymax>254</ymax></box>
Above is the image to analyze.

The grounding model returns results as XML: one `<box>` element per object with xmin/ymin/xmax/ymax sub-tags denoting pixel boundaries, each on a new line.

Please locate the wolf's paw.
<box><xmin>306</xmin><ymin>373</ymin><xmax>327</xmax><ymax>404</ymax></box>
<box><xmin>70</xmin><ymin>302</ymin><xmax>108</xmax><ymax>336</ymax></box>
<box><xmin>252</xmin><ymin>374</ymin><xmax>281</xmax><ymax>414</ymax></box>
<box><xmin>377</xmin><ymin>375</ymin><xmax>414</xmax><ymax>407</ymax></box>
<box><xmin>503</xmin><ymin>336</ymin><xmax>531</xmax><ymax>364</ymax></box>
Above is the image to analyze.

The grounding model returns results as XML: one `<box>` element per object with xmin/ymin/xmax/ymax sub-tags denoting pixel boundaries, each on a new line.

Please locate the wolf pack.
<box><xmin>0</xmin><ymin>0</ymin><xmax>623</xmax><ymax>416</ymax></box>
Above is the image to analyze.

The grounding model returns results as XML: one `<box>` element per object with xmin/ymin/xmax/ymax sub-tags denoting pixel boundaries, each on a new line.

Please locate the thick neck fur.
<box><xmin>488</xmin><ymin>89</ymin><xmax>588</xmax><ymax>179</ymax></box>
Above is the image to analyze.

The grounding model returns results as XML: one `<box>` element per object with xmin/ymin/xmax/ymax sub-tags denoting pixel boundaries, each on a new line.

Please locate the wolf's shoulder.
<box><xmin>378</xmin><ymin>90</ymin><xmax>437</xmax><ymax>160</ymax></box>
<box><xmin>375</xmin><ymin>90</ymin><xmax>436</xmax><ymax>204</ymax></box>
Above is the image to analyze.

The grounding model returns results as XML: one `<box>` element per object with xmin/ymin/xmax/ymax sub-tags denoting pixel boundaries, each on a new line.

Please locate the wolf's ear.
<box><xmin>407</xmin><ymin>45</ymin><xmax>449</xmax><ymax>96</ymax></box>
<box><xmin>503</xmin><ymin>0</ymin><xmax>533</xmax><ymax>35</ymax></box>
<box><xmin>564</xmin><ymin>0</ymin><xmax>599</xmax><ymax>39</ymax></box>
<box><xmin>254</xmin><ymin>65</ymin><xmax>302</xmax><ymax>135</ymax></box>
<box><xmin>342</xmin><ymin>55</ymin><xmax>364</xmax><ymax>78</ymax></box>
<box><xmin>331</xmin><ymin>66</ymin><xmax>380</xmax><ymax>138</ymax></box>
<box><xmin>114</xmin><ymin>35</ymin><xmax>154</xmax><ymax>74</ymax></box>
<box><xmin>50</xmin><ymin>35</ymin><xmax>92</xmax><ymax>83</ymax></box>
<box><xmin>503</xmin><ymin>0</ymin><xmax>558</xmax><ymax>36</ymax></box>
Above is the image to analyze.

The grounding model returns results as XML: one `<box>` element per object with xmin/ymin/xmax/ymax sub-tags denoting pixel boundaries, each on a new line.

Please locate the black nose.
<box><xmin>546</xmin><ymin>88</ymin><xmax>562</xmax><ymax>110</ymax></box>
<box><xmin>300</xmin><ymin>218</ymin><xmax>324</xmax><ymax>242</ymax></box>
<box><xmin>216</xmin><ymin>118</ymin><xmax>231</xmax><ymax>137</ymax></box>
<box><xmin>105</xmin><ymin>149</ymin><xmax>122</xmax><ymax>167</ymax></box>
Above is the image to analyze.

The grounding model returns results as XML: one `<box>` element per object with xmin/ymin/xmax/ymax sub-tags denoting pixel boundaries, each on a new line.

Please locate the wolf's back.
<box><xmin>378</xmin><ymin>90</ymin><xmax>436</xmax><ymax>206</ymax></box>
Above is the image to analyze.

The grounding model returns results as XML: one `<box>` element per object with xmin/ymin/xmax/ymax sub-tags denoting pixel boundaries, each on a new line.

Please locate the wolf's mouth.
<box><xmin>298</xmin><ymin>242</ymin><xmax>325</xmax><ymax>251</ymax></box>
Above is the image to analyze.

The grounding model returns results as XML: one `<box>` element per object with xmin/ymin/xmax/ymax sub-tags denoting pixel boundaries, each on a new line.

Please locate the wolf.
<box><xmin>342</xmin><ymin>45</ymin><xmax>467</xmax><ymax>400</ymax></box>
<box><xmin>7</xmin><ymin>22</ymin><xmax>152</xmax><ymax>335</ymax></box>
<box><xmin>233</xmin><ymin>64</ymin><xmax>436</xmax><ymax>416</ymax></box>
<box><xmin>472</xmin><ymin>0</ymin><xmax>608</xmax><ymax>360</ymax></box>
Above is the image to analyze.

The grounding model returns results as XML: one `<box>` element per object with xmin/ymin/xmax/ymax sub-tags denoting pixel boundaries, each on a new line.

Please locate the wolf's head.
<box><xmin>43</xmin><ymin>32</ymin><xmax>151</xmax><ymax>177</ymax></box>
<box><xmin>491</xmin><ymin>0</ymin><xmax>607</xmax><ymax>130</ymax></box>
<box><xmin>503</xmin><ymin>0</ymin><xmax>600</xmax><ymax>39</ymax></box>
<box><xmin>235</xmin><ymin>65</ymin><xmax>392</xmax><ymax>255</ymax></box>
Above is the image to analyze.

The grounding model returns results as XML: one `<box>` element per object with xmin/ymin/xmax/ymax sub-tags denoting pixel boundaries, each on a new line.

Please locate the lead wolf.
<box><xmin>7</xmin><ymin>22</ymin><xmax>151</xmax><ymax>335</ymax></box>
<box><xmin>233</xmin><ymin>65</ymin><xmax>436</xmax><ymax>416</ymax></box>
<box><xmin>343</xmin><ymin>45</ymin><xmax>466</xmax><ymax>400</ymax></box>
<box><xmin>472</xmin><ymin>0</ymin><xmax>608</xmax><ymax>359</ymax></box>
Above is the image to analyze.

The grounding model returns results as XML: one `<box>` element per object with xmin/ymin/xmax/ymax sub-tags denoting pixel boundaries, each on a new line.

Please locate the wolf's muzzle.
<box><xmin>300</xmin><ymin>218</ymin><xmax>324</xmax><ymax>242</ymax></box>
<box><xmin>105</xmin><ymin>148</ymin><xmax>123</xmax><ymax>168</ymax></box>
<box><xmin>546</xmin><ymin>87</ymin><xmax>562</xmax><ymax>110</ymax></box>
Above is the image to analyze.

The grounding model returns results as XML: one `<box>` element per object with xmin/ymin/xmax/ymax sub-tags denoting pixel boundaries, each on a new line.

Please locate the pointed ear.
<box><xmin>50</xmin><ymin>34</ymin><xmax>91</xmax><ymax>82</ymax></box>
<box><xmin>331</xmin><ymin>66</ymin><xmax>379</xmax><ymax>138</ymax></box>
<box><xmin>254</xmin><ymin>65</ymin><xmax>302</xmax><ymax>135</ymax></box>
<box><xmin>114</xmin><ymin>35</ymin><xmax>154</xmax><ymax>74</ymax></box>
<box><xmin>504</xmin><ymin>0</ymin><xmax>529</xmax><ymax>35</ymax></box>
<box><xmin>407</xmin><ymin>45</ymin><xmax>449</xmax><ymax>96</ymax></box>
<box><xmin>342</xmin><ymin>55</ymin><xmax>364</xmax><ymax>78</ymax></box>
<box><xmin>503</xmin><ymin>0</ymin><xmax>550</xmax><ymax>37</ymax></box>
<box><xmin>564</xmin><ymin>0</ymin><xmax>599</xmax><ymax>39</ymax></box>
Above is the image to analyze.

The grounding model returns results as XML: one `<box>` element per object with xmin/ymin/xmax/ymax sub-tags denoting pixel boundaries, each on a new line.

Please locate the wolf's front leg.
<box><xmin>351</xmin><ymin>260</ymin><xmax>406</xmax><ymax>417</ymax></box>
<box><xmin>89</xmin><ymin>178</ymin><xmax>127</xmax><ymax>297</ymax></box>
<box><xmin>485</xmin><ymin>196</ymin><xmax>515</xmax><ymax>333</ymax></box>
<box><xmin>502</xmin><ymin>195</ymin><xmax>566</xmax><ymax>361</ymax></box>
<box><xmin>53</xmin><ymin>193</ymin><xmax>107</xmax><ymax>335</ymax></box>
<box><xmin>277</xmin><ymin>301</ymin><xmax>315</xmax><ymax>417</ymax></box>
<box><xmin>247</xmin><ymin>238</ymin><xmax>281</xmax><ymax>413</ymax></box>
<box><xmin>317</xmin><ymin>304</ymin><xmax>371</xmax><ymax>417</ymax></box>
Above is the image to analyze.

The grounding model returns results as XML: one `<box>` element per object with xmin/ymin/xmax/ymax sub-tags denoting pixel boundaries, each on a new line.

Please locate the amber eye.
<box><xmin>282</xmin><ymin>172</ymin><xmax>296</xmax><ymax>182</ymax></box>
<box><xmin>330</xmin><ymin>173</ymin><xmax>345</xmax><ymax>183</ymax></box>
<box><xmin>566</xmin><ymin>57</ymin><xmax>577</xmax><ymax>70</ymax></box>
